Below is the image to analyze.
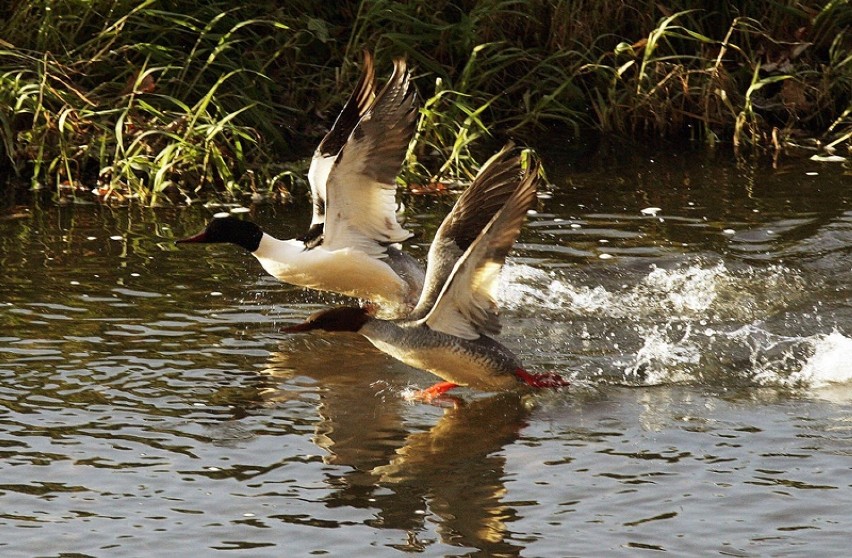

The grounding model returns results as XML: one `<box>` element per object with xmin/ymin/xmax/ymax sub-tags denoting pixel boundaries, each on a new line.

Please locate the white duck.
<box><xmin>178</xmin><ymin>53</ymin><xmax>424</xmax><ymax>315</ymax></box>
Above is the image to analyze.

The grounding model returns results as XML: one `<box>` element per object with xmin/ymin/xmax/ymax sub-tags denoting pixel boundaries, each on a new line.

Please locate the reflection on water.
<box><xmin>372</xmin><ymin>394</ymin><xmax>529</xmax><ymax>555</ymax></box>
<box><xmin>1</xmin><ymin>151</ymin><xmax>851</xmax><ymax>556</ymax></box>
<box><xmin>257</xmin><ymin>340</ymin><xmax>531</xmax><ymax>555</ymax></box>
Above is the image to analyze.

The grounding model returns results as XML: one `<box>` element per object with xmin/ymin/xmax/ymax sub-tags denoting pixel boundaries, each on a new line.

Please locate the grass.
<box><xmin>0</xmin><ymin>0</ymin><xmax>849</xmax><ymax>204</ymax></box>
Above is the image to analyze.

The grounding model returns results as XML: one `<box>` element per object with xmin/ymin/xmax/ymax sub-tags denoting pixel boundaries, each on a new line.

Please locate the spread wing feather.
<box><xmin>322</xmin><ymin>58</ymin><xmax>419</xmax><ymax>257</ymax></box>
<box><xmin>307</xmin><ymin>51</ymin><xmax>377</xmax><ymax>230</ymax></box>
<box><xmin>419</xmin><ymin>156</ymin><xmax>540</xmax><ymax>340</ymax></box>
<box><xmin>409</xmin><ymin>144</ymin><xmax>522</xmax><ymax>320</ymax></box>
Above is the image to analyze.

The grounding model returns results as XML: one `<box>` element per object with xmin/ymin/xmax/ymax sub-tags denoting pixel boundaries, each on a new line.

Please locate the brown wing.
<box><xmin>419</xmin><ymin>155</ymin><xmax>540</xmax><ymax>339</ymax></box>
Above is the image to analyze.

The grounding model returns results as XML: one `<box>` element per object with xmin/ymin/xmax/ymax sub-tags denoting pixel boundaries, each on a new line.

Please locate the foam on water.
<box><xmin>789</xmin><ymin>331</ymin><xmax>852</xmax><ymax>388</ymax></box>
<box><xmin>501</xmin><ymin>261</ymin><xmax>847</xmax><ymax>392</ymax></box>
<box><xmin>622</xmin><ymin>322</ymin><xmax>702</xmax><ymax>385</ymax></box>
<box><xmin>500</xmin><ymin>260</ymin><xmax>807</xmax><ymax>322</ymax></box>
<box><xmin>615</xmin><ymin>325</ymin><xmax>852</xmax><ymax>390</ymax></box>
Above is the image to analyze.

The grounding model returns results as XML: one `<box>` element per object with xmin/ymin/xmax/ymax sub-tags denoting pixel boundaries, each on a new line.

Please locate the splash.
<box><xmin>500</xmin><ymin>260</ymin><xmax>807</xmax><ymax>323</ymax></box>
<box><xmin>622</xmin><ymin>326</ymin><xmax>852</xmax><ymax>390</ymax></box>
<box><xmin>500</xmin><ymin>261</ymin><xmax>842</xmax><ymax>391</ymax></box>
<box><xmin>789</xmin><ymin>332</ymin><xmax>852</xmax><ymax>388</ymax></box>
<box><xmin>637</xmin><ymin>264</ymin><xmax>724</xmax><ymax>315</ymax></box>
<box><xmin>498</xmin><ymin>263</ymin><xmax>615</xmax><ymax>313</ymax></box>
<box><xmin>623</xmin><ymin>322</ymin><xmax>702</xmax><ymax>385</ymax></box>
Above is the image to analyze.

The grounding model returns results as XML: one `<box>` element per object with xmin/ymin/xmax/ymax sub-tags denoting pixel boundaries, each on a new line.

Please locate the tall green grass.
<box><xmin>0</xmin><ymin>0</ymin><xmax>334</xmax><ymax>203</ymax></box>
<box><xmin>0</xmin><ymin>0</ymin><xmax>849</xmax><ymax>204</ymax></box>
<box><xmin>357</xmin><ymin>1</ymin><xmax>849</xmax><ymax>163</ymax></box>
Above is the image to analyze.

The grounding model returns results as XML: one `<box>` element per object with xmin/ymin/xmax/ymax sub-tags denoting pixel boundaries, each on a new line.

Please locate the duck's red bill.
<box><xmin>175</xmin><ymin>231</ymin><xmax>208</xmax><ymax>244</ymax></box>
<box><xmin>280</xmin><ymin>322</ymin><xmax>312</xmax><ymax>333</ymax></box>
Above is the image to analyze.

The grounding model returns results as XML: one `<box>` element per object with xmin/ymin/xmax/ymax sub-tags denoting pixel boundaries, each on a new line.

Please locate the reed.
<box><xmin>0</xmin><ymin>1</ymin><xmax>849</xmax><ymax>203</ymax></box>
<box><xmin>0</xmin><ymin>1</ymin><xmax>322</xmax><ymax>203</ymax></box>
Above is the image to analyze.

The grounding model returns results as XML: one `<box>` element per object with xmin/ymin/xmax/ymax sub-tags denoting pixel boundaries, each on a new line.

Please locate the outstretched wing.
<box><xmin>409</xmin><ymin>144</ymin><xmax>522</xmax><ymax>321</ymax></box>
<box><xmin>306</xmin><ymin>51</ymin><xmax>377</xmax><ymax>232</ymax></box>
<box><xmin>418</xmin><ymin>155</ymin><xmax>540</xmax><ymax>340</ymax></box>
<box><xmin>322</xmin><ymin>57</ymin><xmax>419</xmax><ymax>257</ymax></box>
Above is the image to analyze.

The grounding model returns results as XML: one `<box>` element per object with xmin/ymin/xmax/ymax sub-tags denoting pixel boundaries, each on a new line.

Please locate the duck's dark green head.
<box><xmin>281</xmin><ymin>306</ymin><xmax>370</xmax><ymax>334</ymax></box>
<box><xmin>176</xmin><ymin>216</ymin><xmax>263</xmax><ymax>252</ymax></box>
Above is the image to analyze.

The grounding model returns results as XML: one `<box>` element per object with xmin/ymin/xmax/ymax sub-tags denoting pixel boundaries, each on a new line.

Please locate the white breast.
<box><xmin>253</xmin><ymin>236</ymin><xmax>408</xmax><ymax>306</ymax></box>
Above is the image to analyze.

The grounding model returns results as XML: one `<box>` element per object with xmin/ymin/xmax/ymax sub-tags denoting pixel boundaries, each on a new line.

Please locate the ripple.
<box><xmin>1</xmin><ymin>155</ymin><xmax>852</xmax><ymax>557</ymax></box>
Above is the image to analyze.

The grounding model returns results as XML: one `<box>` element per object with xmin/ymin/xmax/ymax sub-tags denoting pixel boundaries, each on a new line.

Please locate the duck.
<box><xmin>282</xmin><ymin>146</ymin><xmax>569</xmax><ymax>400</ymax></box>
<box><xmin>177</xmin><ymin>52</ymin><xmax>424</xmax><ymax>316</ymax></box>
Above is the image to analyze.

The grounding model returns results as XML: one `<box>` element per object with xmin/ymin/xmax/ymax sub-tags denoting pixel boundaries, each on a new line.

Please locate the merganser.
<box><xmin>177</xmin><ymin>53</ymin><xmax>424</xmax><ymax>315</ymax></box>
<box><xmin>282</xmin><ymin>147</ymin><xmax>569</xmax><ymax>399</ymax></box>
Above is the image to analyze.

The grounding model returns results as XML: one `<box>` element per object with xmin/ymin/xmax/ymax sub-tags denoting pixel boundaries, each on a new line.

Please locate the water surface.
<box><xmin>1</xmin><ymin>150</ymin><xmax>851</xmax><ymax>556</ymax></box>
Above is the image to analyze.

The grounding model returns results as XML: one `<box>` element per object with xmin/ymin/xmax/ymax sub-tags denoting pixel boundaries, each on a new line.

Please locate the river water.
<box><xmin>0</xmin><ymin>150</ymin><xmax>850</xmax><ymax>556</ymax></box>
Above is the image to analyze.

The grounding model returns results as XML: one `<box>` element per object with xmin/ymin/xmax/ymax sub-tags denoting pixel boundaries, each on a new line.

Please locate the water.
<box><xmin>1</xmin><ymin>150</ymin><xmax>850</xmax><ymax>556</ymax></box>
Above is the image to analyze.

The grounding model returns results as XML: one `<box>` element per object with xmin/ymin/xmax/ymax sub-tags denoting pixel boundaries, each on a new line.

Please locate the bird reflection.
<box><xmin>260</xmin><ymin>334</ymin><xmax>412</xmax><ymax>468</ymax></box>
<box><xmin>373</xmin><ymin>392</ymin><xmax>531</xmax><ymax>556</ymax></box>
<box><xmin>251</xmin><ymin>335</ymin><xmax>533</xmax><ymax>556</ymax></box>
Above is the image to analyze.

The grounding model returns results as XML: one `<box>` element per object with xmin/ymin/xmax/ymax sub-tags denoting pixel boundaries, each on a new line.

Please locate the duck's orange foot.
<box><xmin>406</xmin><ymin>381</ymin><xmax>459</xmax><ymax>403</ymax></box>
<box><xmin>515</xmin><ymin>368</ymin><xmax>569</xmax><ymax>389</ymax></box>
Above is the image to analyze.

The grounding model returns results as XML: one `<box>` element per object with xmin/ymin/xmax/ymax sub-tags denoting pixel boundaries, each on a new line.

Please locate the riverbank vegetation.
<box><xmin>0</xmin><ymin>1</ymin><xmax>849</xmax><ymax>204</ymax></box>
